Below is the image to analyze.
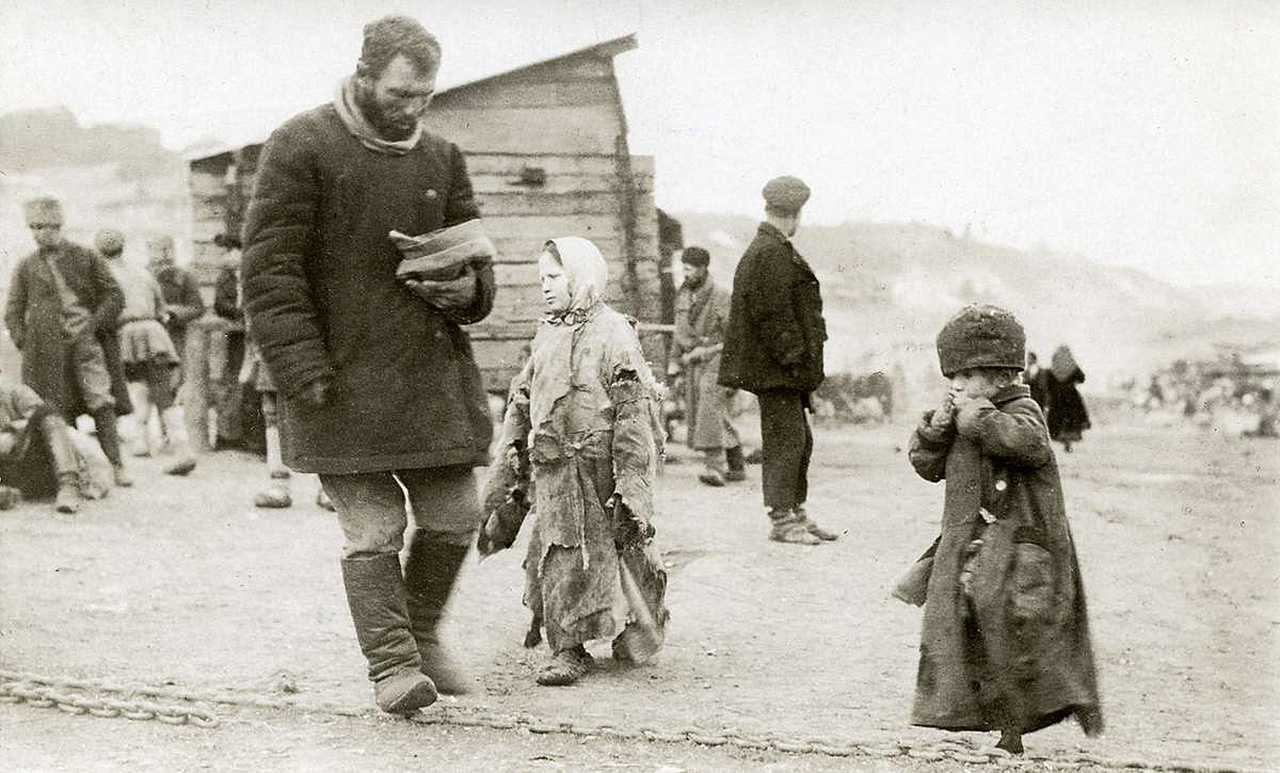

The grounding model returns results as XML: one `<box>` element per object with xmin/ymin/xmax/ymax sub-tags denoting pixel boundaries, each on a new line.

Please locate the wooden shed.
<box><xmin>186</xmin><ymin>34</ymin><xmax>664</xmax><ymax>394</ymax></box>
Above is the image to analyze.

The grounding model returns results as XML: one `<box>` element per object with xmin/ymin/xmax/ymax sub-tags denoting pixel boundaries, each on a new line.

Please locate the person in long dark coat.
<box><xmin>718</xmin><ymin>176</ymin><xmax>835</xmax><ymax>545</ymax></box>
<box><xmin>906</xmin><ymin>305</ymin><xmax>1103</xmax><ymax>755</ymax></box>
<box><xmin>5</xmin><ymin>197</ymin><xmax>134</xmax><ymax>487</ymax></box>
<box><xmin>1045</xmin><ymin>345</ymin><xmax>1091</xmax><ymax>452</ymax></box>
<box><xmin>241</xmin><ymin>15</ymin><xmax>495</xmax><ymax>715</ymax></box>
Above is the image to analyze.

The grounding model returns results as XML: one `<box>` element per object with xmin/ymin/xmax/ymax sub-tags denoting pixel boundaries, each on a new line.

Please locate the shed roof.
<box><xmin>186</xmin><ymin>33</ymin><xmax>638</xmax><ymax>164</ymax></box>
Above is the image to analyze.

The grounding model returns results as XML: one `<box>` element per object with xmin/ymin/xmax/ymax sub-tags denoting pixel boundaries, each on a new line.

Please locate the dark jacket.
<box><xmin>5</xmin><ymin>241</ymin><xmax>132</xmax><ymax>417</ymax></box>
<box><xmin>718</xmin><ymin>223</ymin><xmax>826</xmax><ymax>394</ymax></box>
<box><xmin>241</xmin><ymin>103</ymin><xmax>494</xmax><ymax>474</ymax></box>
<box><xmin>1045</xmin><ymin>367</ymin><xmax>1091</xmax><ymax>441</ymax></box>
<box><xmin>907</xmin><ymin>384</ymin><xmax>1103</xmax><ymax>736</ymax></box>
<box><xmin>153</xmin><ymin>265</ymin><xmax>206</xmax><ymax>354</ymax></box>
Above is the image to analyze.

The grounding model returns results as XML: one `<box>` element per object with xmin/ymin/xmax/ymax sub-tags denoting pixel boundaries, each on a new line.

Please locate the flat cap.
<box><xmin>94</xmin><ymin>228</ymin><xmax>125</xmax><ymax>256</ymax></box>
<box><xmin>762</xmin><ymin>176</ymin><xmax>810</xmax><ymax>213</ymax></box>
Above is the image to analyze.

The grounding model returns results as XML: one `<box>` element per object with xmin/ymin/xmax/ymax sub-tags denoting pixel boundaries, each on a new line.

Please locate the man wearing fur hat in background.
<box><xmin>668</xmin><ymin>246</ymin><xmax>745</xmax><ymax>486</ymax></box>
<box><xmin>242</xmin><ymin>15</ymin><xmax>496</xmax><ymax>715</ymax></box>
<box><xmin>97</xmin><ymin>229</ymin><xmax>196</xmax><ymax>475</ymax></box>
<box><xmin>719</xmin><ymin>176</ymin><xmax>836</xmax><ymax>545</ymax></box>
<box><xmin>5</xmin><ymin>197</ymin><xmax>134</xmax><ymax>487</ymax></box>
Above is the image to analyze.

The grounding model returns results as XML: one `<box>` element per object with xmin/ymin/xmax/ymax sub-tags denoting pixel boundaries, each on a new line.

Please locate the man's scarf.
<box><xmin>333</xmin><ymin>75</ymin><xmax>423</xmax><ymax>156</ymax></box>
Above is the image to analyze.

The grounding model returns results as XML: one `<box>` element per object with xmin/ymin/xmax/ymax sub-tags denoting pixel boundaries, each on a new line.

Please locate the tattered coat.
<box><xmin>672</xmin><ymin>278</ymin><xmax>735</xmax><ymax>449</ymax></box>
<box><xmin>907</xmin><ymin>384</ymin><xmax>1103</xmax><ymax>736</ymax></box>
<box><xmin>241</xmin><ymin>103</ymin><xmax>495</xmax><ymax>474</ymax></box>
<box><xmin>483</xmin><ymin>304</ymin><xmax>667</xmax><ymax>655</ymax></box>
<box><xmin>4</xmin><ymin>242</ymin><xmax>132</xmax><ymax>417</ymax></box>
<box><xmin>718</xmin><ymin>222</ymin><xmax>826</xmax><ymax>394</ymax></box>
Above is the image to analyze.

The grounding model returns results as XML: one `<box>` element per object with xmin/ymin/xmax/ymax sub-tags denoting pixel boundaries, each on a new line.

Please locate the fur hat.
<box><xmin>762</xmin><ymin>176</ymin><xmax>810</xmax><ymax>214</ymax></box>
<box><xmin>680</xmin><ymin>246</ymin><xmax>710</xmax><ymax>267</ymax></box>
<box><xmin>24</xmin><ymin>197</ymin><xmax>64</xmax><ymax>226</ymax></box>
<box><xmin>935</xmin><ymin>304</ymin><xmax>1026</xmax><ymax>377</ymax></box>
<box><xmin>94</xmin><ymin>229</ymin><xmax>125</xmax><ymax>256</ymax></box>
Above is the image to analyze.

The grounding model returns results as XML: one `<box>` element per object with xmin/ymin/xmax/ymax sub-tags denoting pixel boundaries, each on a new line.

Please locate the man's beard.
<box><xmin>354</xmin><ymin>83</ymin><xmax>416</xmax><ymax>141</ymax></box>
<box><xmin>682</xmin><ymin>274</ymin><xmax>706</xmax><ymax>290</ymax></box>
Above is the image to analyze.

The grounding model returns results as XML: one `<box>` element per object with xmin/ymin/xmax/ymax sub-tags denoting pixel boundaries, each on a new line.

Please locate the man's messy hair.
<box><xmin>359</xmin><ymin>15</ymin><xmax>441</xmax><ymax>78</ymax></box>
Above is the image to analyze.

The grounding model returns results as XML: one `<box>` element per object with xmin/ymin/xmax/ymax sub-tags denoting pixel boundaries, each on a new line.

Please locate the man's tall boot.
<box><xmin>159</xmin><ymin>406</ymin><xmax>197</xmax><ymax>476</ymax></box>
<box><xmin>92</xmin><ymin>406</ymin><xmax>132</xmax><ymax>487</ymax></box>
<box><xmin>403</xmin><ymin>529</ymin><xmax>472</xmax><ymax>695</ymax></box>
<box><xmin>724</xmin><ymin>445</ymin><xmax>747</xmax><ymax>482</ymax></box>
<box><xmin>341</xmin><ymin>553</ymin><xmax>438</xmax><ymax>714</ymax></box>
<box><xmin>42</xmin><ymin>414</ymin><xmax>81</xmax><ymax>513</ymax></box>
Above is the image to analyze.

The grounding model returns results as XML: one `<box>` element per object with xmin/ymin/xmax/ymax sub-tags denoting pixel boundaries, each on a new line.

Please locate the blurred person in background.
<box><xmin>668</xmin><ymin>245</ymin><xmax>745</xmax><ymax>486</ymax></box>
<box><xmin>96</xmin><ymin>229</ymin><xmax>195</xmax><ymax>475</ymax></box>
<box><xmin>1045</xmin><ymin>345</ymin><xmax>1091</xmax><ymax>452</ymax></box>
<box><xmin>5</xmin><ymin>196</ymin><xmax>134</xmax><ymax>487</ymax></box>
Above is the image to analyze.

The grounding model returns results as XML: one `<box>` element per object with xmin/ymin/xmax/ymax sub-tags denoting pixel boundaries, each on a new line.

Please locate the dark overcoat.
<box><xmin>241</xmin><ymin>104</ymin><xmax>494</xmax><ymax>474</ymax></box>
<box><xmin>1046</xmin><ymin>367</ymin><xmax>1091</xmax><ymax>441</ymax></box>
<box><xmin>907</xmin><ymin>384</ymin><xmax>1103</xmax><ymax>736</ymax></box>
<box><xmin>718</xmin><ymin>223</ymin><xmax>826</xmax><ymax>394</ymax></box>
<box><xmin>4</xmin><ymin>242</ymin><xmax>132</xmax><ymax>417</ymax></box>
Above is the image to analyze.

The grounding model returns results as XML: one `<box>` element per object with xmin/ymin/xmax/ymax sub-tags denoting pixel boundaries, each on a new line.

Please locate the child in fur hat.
<box><xmin>901</xmin><ymin>304</ymin><xmax>1103</xmax><ymax>755</ymax></box>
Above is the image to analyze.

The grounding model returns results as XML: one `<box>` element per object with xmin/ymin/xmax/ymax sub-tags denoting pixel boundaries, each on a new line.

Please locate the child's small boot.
<box><xmin>996</xmin><ymin>730</ymin><xmax>1024</xmax><ymax>755</ymax></box>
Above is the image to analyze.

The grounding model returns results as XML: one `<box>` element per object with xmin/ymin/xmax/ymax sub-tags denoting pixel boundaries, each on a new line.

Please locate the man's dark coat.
<box><xmin>241</xmin><ymin>104</ymin><xmax>495</xmax><ymax>474</ymax></box>
<box><xmin>718</xmin><ymin>223</ymin><xmax>826</xmax><ymax>394</ymax></box>
<box><xmin>5</xmin><ymin>241</ymin><xmax>132</xmax><ymax>417</ymax></box>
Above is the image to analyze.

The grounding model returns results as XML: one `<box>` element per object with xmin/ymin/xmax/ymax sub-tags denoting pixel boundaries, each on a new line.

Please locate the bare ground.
<box><xmin>1</xmin><ymin>413</ymin><xmax>1277</xmax><ymax>772</ymax></box>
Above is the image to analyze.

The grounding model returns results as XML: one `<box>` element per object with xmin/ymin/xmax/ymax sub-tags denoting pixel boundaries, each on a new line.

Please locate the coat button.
<box><xmin>424</xmin><ymin>189</ymin><xmax>438</xmax><ymax>199</ymax></box>
<box><xmin>995</xmin><ymin>479</ymin><xmax>1007</xmax><ymax>491</ymax></box>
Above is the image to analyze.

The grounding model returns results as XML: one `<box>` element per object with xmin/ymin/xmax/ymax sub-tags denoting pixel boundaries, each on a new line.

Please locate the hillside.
<box><xmin>0</xmin><ymin>107</ymin><xmax>189</xmax><ymax>276</ymax></box>
<box><xmin>673</xmin><ymin>212</ymin><xmax>1279</xmax><ymax>402</ymax></box>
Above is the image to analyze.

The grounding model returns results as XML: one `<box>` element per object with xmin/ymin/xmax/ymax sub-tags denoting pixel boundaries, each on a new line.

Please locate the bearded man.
<box><xmin>242</xmin><ymin>15</ymin><xmax>496</xmax><ymax>715</ymax></box>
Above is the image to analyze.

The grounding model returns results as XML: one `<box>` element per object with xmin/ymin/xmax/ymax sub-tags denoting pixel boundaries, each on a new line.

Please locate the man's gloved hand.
<box><xmin>666</xmin><ymin>360</ymin><xmax>681</xmax><ymax>378</ymax></box>
<box><xmin>298</xmin><ymin>378</ymin><xmax>331</xmax><ymax>408</ymax></box>
<box><xmin>403</xmin><ymin>265</ymin><xmax>477</xmax><ymax>311</ymax></box>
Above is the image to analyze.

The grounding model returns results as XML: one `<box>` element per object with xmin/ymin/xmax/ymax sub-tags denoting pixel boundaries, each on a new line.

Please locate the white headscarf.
<box><xmin>545</xmin><ymin>236</ymin><xmax>608</xmax><ymax>321</ymax></box>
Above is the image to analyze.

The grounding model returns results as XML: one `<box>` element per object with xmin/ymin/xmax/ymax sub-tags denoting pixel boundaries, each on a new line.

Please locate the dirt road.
<box><xmin>1</xmin><ymin>414</ymin><xmax>1276</xmax><ymax>771</ymax></box>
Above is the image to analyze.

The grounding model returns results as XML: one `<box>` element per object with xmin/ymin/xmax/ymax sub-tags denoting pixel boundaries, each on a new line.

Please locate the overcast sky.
<box><xmin>2</xmin><ymin>0</ymin><xmax>1277</xmax><ymax>287</ymax></box>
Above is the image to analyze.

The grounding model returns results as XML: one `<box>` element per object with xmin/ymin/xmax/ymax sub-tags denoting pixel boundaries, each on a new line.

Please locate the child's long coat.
<box><xmin>908</xmin><ymin>384</ymin><xmax>1103</xmax><ymax>736</ymax></box>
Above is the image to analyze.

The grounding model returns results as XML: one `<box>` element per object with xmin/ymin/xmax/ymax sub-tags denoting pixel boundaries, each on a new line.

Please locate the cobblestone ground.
<box><xmin>1</xmin><ymin>414</ymin><xmax>1276</xmax><ymax>772</ymax></box>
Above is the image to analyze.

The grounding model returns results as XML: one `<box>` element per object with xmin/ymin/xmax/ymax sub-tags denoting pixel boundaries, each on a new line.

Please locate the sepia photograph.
<box><xmin>1</xmin><ymin>1</ymin><xmax>1276</xmax><ymax>771</ymax></box>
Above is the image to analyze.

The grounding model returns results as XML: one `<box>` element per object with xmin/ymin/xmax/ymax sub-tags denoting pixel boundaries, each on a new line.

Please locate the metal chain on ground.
<box><xmin>0</xmin><ymin>669</ymin><xmax>1254</xmax><ymax>772</ymax></box>
<box><xmin>0</xmin><ymin>677</ymin><xmax>219</xmax><ymax>728</ymax></box>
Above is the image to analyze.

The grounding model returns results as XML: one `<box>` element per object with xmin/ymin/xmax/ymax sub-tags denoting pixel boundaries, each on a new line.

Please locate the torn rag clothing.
<box><xmin>484</xmin><ymin>296</ymin><xmax>667</xmax><ymax>656</ymax></box>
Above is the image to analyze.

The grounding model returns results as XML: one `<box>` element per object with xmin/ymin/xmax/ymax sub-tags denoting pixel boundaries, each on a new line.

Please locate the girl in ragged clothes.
<box><xmin>479</xmin><ymin>236</ymin><xmax>668</xmax><ymax>687</ymax></box>
<box><xmin>902</xmin><ymin>304</ymin><xmax>1102</xmax><ymax>755</ymax></box>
